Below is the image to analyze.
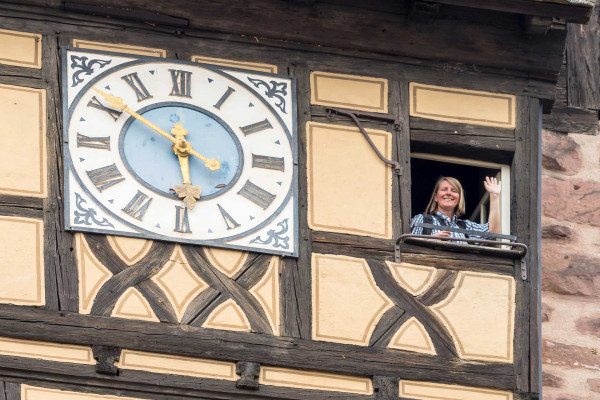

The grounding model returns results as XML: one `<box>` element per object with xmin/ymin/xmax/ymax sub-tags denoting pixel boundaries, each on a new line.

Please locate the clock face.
<box><xmin>63</xmin><ymin>48</ymin><xmax>298</xmax><ymax>256</ymax></box>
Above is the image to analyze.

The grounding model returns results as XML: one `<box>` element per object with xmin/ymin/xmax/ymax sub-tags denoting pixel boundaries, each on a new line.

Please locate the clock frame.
<box><xmin>62</xmin><ymin>48</ymin><xmax>298</xmax><ymax>257</ymax></box>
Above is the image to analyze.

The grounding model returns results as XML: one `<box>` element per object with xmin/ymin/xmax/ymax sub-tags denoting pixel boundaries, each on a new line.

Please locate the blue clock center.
<box><xmin>120</xmin><ymin>103</ymin><xmax>243</xmax><ymax>200</ymax></box>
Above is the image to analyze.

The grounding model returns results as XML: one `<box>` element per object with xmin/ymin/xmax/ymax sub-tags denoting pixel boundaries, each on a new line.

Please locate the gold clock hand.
<box><xmin>92</xmin><ymin>88</ymin><xmax>221</xmax><ymax>171</ymax></box>
<box><xmin>92</xmin><ymin>87</ymin><xmax>176</xmax><ymax>144</ymax></box>
<box><xmin>170</xmin><ymin>123</ymin><xmax>221</xmax><ymax>171</ymax></box>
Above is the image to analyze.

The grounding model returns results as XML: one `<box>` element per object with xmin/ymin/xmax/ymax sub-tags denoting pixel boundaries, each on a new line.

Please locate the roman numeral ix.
<box><xmin>77</xmin><ymin>133</ymin><xmax>110</xmax><ymax>150</ymax></box>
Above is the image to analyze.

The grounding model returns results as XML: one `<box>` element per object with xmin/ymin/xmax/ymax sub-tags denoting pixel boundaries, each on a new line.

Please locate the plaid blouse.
<box><xmin>410</xmin><ymin>211</ymin><xmax>489</xmax><ymax>240</ymax></box>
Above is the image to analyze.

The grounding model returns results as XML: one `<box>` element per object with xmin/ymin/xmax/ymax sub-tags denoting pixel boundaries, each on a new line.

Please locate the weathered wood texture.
<box><xmin>0</xmin><ymin>1</ymin><xmax>567</xmax><ymax>101</ymax></box>
<box><xmin>566</xmin><ymin>5</ymin><xmax>600</xmax><ymax>110</ymax></box>
<box><xmin>280</xmin><ymin>63</ymin><xmax>312</xmax><ymax>340</ymax></box>
<box><xmin>433</xmin><ymin>0</ymin><xmax>593</xmax><ymax>23</ymax></box>
<box><xmin>543</xmin><ymin>5</ymin><xmax>600</xmax><ymax>134</ymax></box>
<box><xmin>396</xmin><ymin>82</ymin><xmax>413</xmax><ymax>234</ymax></box>
<box><xmin>0</xmin><ymin>358</ymin><xmax>371</xmax><ymax>400</ymax></box>
<box><xmin>0</xmin><ymin>304</ymin><xmax>515</xmax><ymax>390</ymax></box>
<box><xmin>0</xmin><ymin>381</ymin><xmax>20</xmax><ymax>400</ymax></box>
<box><xmin>410</xmin><ymin>117</ymin><xmax>516</xmax><ymax>163</ymax></box>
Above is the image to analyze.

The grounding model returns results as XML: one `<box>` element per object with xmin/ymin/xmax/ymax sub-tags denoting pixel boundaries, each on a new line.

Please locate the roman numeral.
<box><xmin>213</xmin><ymin>87</ymin><xmax>235</xmax><ymax>110</ymax></box>
<box><xmin>174</xmin><ymin>205</ymin><xmax>191</xmax><ymax>233</ymax></box>
<box><xmin>77</xmin><ymin>133</ymin><xmax>110</xmax><ymax>150</ymax></box>
<box><xmin>122</xmin><ymin>191</ymin><xmax>153</xmax><ymax>221</ymax></box>
<box><xmin>252</xmin><ymin>154</ymin><xmax>284</xmax><ymax>171</ymax></box>
<box><xmin>240</xmin><ymin>118</ymin><xmax>272</xmax><ymax>136</ymax></box>
<box><xmin>238</xmin><ymin>180</ymin><xmax>276</xmax><ymax>209</ymax></box>
<box><xmin>121</xmin><ymin>72</ymin><xmax>152</xmax><ymax>101</ymax></box>
<box><xmin>217</xmin><ymin>204</ymin><xmax>241</xmax><ymax>230</ymax></box>
<box><xmin>87</xmin><ymin>96</ymin><xmax>122</xmax><ymax>121</ymax></box>
<box><xmin>169</xmin><ymin>69</ymin><xmax>192</xmax><ymax>97</ymax></box>
<box><xmin>86</xmin><ymin>164</ymin><xmax>125</xmax><ymax>192</ymax></box>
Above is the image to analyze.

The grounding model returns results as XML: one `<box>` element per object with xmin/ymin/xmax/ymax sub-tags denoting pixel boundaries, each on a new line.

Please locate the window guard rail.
<box><xmin>395</xmin><ymin>232</ymin><xmax>529</xmax><ymax>280</ymax></box>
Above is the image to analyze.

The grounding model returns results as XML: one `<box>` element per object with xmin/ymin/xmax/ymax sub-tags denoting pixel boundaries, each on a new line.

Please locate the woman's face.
<box><xmin>435</xmin><ymin>180</ymin><xmax>460</xmax><ymax>212</ymax></box>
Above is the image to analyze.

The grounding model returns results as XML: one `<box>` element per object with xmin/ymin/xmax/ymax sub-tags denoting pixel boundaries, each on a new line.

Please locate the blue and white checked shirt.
<box><xmin>410</xmin><ymin>211</ymin><xmax>489</xmax><ymax>240</ymax></box>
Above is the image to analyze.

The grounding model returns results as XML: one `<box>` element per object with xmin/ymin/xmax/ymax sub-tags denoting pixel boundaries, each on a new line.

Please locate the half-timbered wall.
<box><xmin>0</xmin><ymin>1</ymin><xmax>560</xmax><ymax>399</ymax></box>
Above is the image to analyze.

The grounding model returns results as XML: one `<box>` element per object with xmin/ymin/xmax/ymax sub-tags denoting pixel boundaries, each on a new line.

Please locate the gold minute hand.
<box><xmin>92</xmin><ymin>87</ymin><xmax>221</xmax><ymax>171</ymax></box>
<box><xmin>92</xmin><ymin>87</ymin><xmax>176</xmax><ymax>144</ymax></box>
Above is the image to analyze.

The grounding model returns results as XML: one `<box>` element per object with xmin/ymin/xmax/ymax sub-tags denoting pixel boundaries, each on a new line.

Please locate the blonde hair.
<box><xmin>425</xmin><ymin>176</ymin><xmax>466</xmax><ymax>217</ymax></box>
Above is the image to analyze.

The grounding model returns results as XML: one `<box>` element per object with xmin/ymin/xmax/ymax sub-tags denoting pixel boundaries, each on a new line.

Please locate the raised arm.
<box><xmin>484</xmin><ymin>176</ymin><xmax>501</xmax><ymax>234</ymax></box>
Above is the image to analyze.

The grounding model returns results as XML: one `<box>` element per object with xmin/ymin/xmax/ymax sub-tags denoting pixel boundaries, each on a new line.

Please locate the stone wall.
<box><xmin>541</xmin><ymin>129</ymin><xmax>600</xmax><ymax>399</ymax></box>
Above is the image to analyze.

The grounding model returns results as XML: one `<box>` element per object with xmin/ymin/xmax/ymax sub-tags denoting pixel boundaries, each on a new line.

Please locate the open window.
<box><xmin>410</xmin><ymin>153</ymin><xmax>511</xmax><ymax>235</ymax></box>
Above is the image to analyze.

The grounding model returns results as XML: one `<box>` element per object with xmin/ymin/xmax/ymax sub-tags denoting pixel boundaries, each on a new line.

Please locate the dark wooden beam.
<box><xmin>0</xmin><ymin>0</ymin><xmax>568</xmax><ymax>83</ymax></box>
<box><xmin>433</xmin><ymin>0</ymin><xmax>593</xmax><ymax>23</ymax></box>
<box><xmin>0</xmin><ymin>304</ymin><xmax>515</xmax><ymax>390</ymax></box>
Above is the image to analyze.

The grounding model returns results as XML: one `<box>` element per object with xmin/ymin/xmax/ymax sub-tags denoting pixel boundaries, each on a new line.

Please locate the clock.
<box><xmin>62</xmin><ymin>48</ymin><xmax>298</xmax><ymax>257</ymax></box>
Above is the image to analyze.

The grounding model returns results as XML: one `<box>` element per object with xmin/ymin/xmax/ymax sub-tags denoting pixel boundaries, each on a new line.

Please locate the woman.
<box><xmin>411</xmin><ymin>176</ymin><xmax>501</xmax><ymax>239</ymax></box>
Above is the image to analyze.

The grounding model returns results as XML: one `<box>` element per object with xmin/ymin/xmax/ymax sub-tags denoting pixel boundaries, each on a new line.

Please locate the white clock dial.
<box><xmin>64</xmin><ymin>48</ymin><xmax>298</xmax><ymax>256</ymax></box>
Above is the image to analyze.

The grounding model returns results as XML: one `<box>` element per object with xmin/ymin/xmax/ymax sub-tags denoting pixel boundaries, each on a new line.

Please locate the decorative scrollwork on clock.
<box><xmin>73</xmin><ymin>192</ymin><xmax>115</xmax><ymax>228</ymax></box>
<box><xmin>70</xmin><ymin>55</ymin><xmax>112</xmax><ymax>87</ymax></box>
<box><xmin>250</xmin><ymin>218</ymin><xmax>290</xmax><ymax>249</ymax></box>
<box><xmin>247</xmin><ymin>77</ymin><xmax>288</xmax><ymax>114</ymax></box>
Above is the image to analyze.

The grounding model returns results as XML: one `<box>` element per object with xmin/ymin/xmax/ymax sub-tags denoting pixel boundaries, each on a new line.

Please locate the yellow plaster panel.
<box><xmin>191</xmin><ymin>55</ymin><xmax>277</xmax><ymax>73</ymax></box>
<box><xmin>259</xmin><ymin>366</ymin><xmax>373</xmax><ymax>395</ymax></box>
<box><xmin>310</xmin><ymin>71</ymin><xmax>388</xmax><ymax>113</ymax></box>
<box><xmin>306</xmin><ymin>122</ymin><xmax>392</xmax><ymax>238</ymax></box>
<box><xmin>0</xmin><ymin>29</ymin><xmax>41</xmax><ymax>68</ymax></box>
<box><xmin>0</xmin><ymin>216</ymin><xmax>44</xmax><ymax>306</ymax></box>
<box><xmin>0</xmin><ymin>337</ymin><xmax>94</xmax><ymax>364</ymax></box>
<box><xmin>0</xmin><ymin>84</ymin><xmax>47</xmax><ymax>197</ymax></box>
<box><xmin>106</xmin><ymin>235</ymin><xmax>152</xmax><ymax>266</ymax></box>
<box><xmin>23</xmin><ymin>385</ymin><xmax>146</xmax><ymax>400</ymax></box>
<box><xmin>386</xmin><ymin>261</ymin><xmax>437</xmax><ymax>296</ymax></box>
<box><xmin>388</xmin><ymin>317</ymin><xmax>436</xmax><ymax>355</ymax></box>
<box><xmin>152</xmin><ymin>245</ymin><xmax>207</xmax><ymax>322</ymax></box>
<box><xmin>204</xmin><ymin>247</ymin><xmax>248</xmax><ymax>278</ymax></box>
<box><xmin>203</xmin><ymin>299</ymin><xmax>251</xmax><ymax>332</ymax></box>
<box><xmin>117</xmin><ymin>349</ymin><xmax>237</xmax><ymax>380</ymax></box>
<box><xmin>399</xmin><ymin>380</ymin><xmax>513</xmax><ymax>400</ymax></box>
<box><xmin>72</xmin><ymin>39</ymin><xmax>166</xmax><ymax>57</ymax></box>
<box><xmin>431</xmin><ymin>272</ymin><xmax>515</xmax><ymax>363</ymax></box>
<box><xmin>76</xmin><ymin>233</ymin><xmax>112</xmax><ymax>314</ymax></box>
<box><xmin>249</xmin><ymin>256</ymin><xmax>280</xmax><ymax>335</ymax></box>
<box><xmin>112</xmin><ymin>287</ymin><xmax>159</xmax><ymax>322</ymax></box>
<box><xmin>312</xmin><ymin>253</ymin><xmax>393</xmax><ymax>346</ymax></box>
<box><xmin>409</xmin><ymin>83</ymin><xmax>516</xmax><ymax>128</ymax></box>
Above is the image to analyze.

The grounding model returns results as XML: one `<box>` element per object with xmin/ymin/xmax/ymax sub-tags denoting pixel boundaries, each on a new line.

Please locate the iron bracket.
<box><xmin>326</xmin><ymin>107</ymin><xmax>403</xmax><ymax>176</ymax></box>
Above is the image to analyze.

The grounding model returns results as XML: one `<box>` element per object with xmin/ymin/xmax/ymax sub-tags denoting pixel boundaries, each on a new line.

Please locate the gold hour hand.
<box><xmin>171</xmin><ymin>124</ymin><xmax>221</xmax><ymax>171</ymax></box>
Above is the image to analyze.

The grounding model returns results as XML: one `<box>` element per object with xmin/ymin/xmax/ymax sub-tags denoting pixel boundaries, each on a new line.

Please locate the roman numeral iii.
<box><xmin>122</xmin><ymin>191</ymin><xmax>153</xmax><ymax>221</ymax></box>
<box><xmin>252</xmin><ymin>154</ymin><xmax>284</xmax><ymax>171</ymax></box>
<box><xmin>169</xmin><ymin>69</ymin><xmax>192</xmax><ymax>97</ymax></box>
<box><xmin>238</xmin><ymin>180</ymin><xmax>276</xmax><ymax>209</ymax></box>
<box><xmin>121</xmin><ymin>72</ymin><xmax>152</xmax><ymax>101</ymax></box>
<box><xmin>86</xmin><ymin>164</ymin><xmax>125</xmax><ymax>192</ymax></box>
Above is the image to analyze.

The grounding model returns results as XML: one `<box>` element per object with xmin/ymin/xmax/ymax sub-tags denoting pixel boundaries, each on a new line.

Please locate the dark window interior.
<box><xmin>410</xmin><ymin>157</ymin><xmax>499</xmax><ymax>221</ymax></box>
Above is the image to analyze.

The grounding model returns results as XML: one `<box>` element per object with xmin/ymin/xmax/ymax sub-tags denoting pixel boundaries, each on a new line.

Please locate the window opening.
<box><xmin>410</xmin><ymin>153</ymin><xmax>511</xmax><ymax>235</ymax></box>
